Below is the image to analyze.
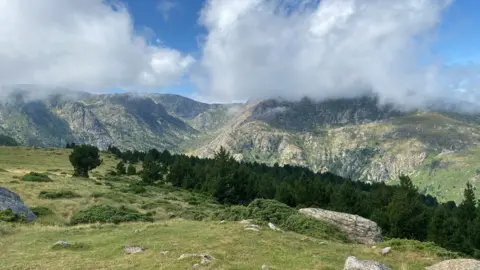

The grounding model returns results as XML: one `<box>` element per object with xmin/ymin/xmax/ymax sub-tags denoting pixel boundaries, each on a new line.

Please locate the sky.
<box><xmin>0</xmin><ymin>0</ymin><xmax>479</xmax><ymax>107</ymax></box>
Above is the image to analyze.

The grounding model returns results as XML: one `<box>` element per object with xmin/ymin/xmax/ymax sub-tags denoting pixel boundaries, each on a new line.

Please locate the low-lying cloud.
<box><xmin>193</xmin><ymin>0</ymin><xmax>479</xmax><ymax>108</ymax></box>
<box><xmin>0</xmin><ymin>0</ymin><xmax>194</xmax><ymax>94</ymax></box>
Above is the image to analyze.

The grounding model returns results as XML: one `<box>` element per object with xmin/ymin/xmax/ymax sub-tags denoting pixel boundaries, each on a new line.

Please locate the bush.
<box><xmin>116</xmin><ymin>161</ymin><xmax>126</xmax><ymax>175</ymax></box>
<box><xmin>22</xmin><ymin>172</ymin><xmax>52</xmax><ymax>182</ymax></box>
<box><xmin>39</xmin><ymin>190</ymin><xmax>81</xmax><ymax>199</ymax></box>
<box><xmin>90</xmin><ymin>192</ymin><xmax>105</xmax><ymax>198</ymax></box>
<box><xmin>31</xmin><ymin>206</ymin><xmax>54</xmax><ymax>217</ymax></box>
<box><xmin>214</xmin><ymin>199</ymin><xmax>348</xmax><ymax>241</ymax></box>
<box><xmin>121</xmin><ymin>182</ymin><xmax>146</xmax><ymax>194</ymax></box>
<box><xmin>127</xmin><ymin>164</ymin><xmax>137</xmax><ymax>175</ymax></box>
<box><xmin>178</xmin><ymin>209</ymin><xmax>209</xmax><ymax>221</ymax></box>
<box><xmin>70</xmin><ymin>205</ymin><xmax>154</xmax><ymax>225</ymax></box>
<box><xmin>385</xmin><ymin>239</ymin><xmax>462</xmax><ymax>259</ymax></box>
<box><xmin>0</xmin><ymin>208</ymin><xmax>26</xmax><ymax>222</ymax></box>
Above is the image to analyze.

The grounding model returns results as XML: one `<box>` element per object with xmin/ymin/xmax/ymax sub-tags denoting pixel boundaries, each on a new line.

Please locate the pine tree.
<box><xmin>116</xmin><ymin>161</ymin><xmax>126</xmax><ymax>175</ymax></box>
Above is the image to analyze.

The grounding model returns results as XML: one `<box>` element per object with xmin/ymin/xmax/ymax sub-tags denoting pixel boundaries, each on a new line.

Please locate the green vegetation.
<box><xmin>69</xmin><ymin>144</ymin><xmax>102</xmax><ymax>178</ymax></box>
<box><xmin>0</xmin><ymin>134</ymin><xmax>18</xmax><ymax>146</ymax></box>
<box><xmin>39</xmin><ymin>190</ymin><xmax>81</xmax><ymax>199</ymax></box>
<box><xmin>70</xmin><ymin>205</ymin><xmax>154</xmax><ymax>225</ymax></box>
<box><xmin>22</xmin><ymin>172</ymin><xmax>52</xmax><ymax>182</ymax></box>
<box><xmin>0</xmin><ymin>208</ymin><xmax>26</xmax><ymax>222</ymax></box>
<box><xmin>31</xmin><ymin>206</ymin><xmax>54</xmax><ymax>217</ymax></box>
<box><xmin>215</xmin><ymin>199</ymin><xmax>348</xmax><ymax>241</ymax></box>
<box><xmin>0</xmin><ymin>146</ymin><xmax>468</xmax><ymax>269</ymax></box>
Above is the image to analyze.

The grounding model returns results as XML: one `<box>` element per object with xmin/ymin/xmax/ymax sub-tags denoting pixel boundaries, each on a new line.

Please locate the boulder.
<box><xmin>425</xmin><ymin>259</ymin><xmax>480</xmax><ymax>270</ymax></box>
<box><xmin>0</xmin><ymin>186</ymin><xmax>36</xmax><ymax>222</ymax></box>
<box><xmin>344</xmin><ymin>256</ymin><xmax>391</xmax><ymax>270</ymax></box>
<box><xmin>299</xmin><ymin>208</ymin><xmax>383</xmax><ymax>244</ymax></box>
<box><xmin>380</xmin><ymin>247</ymin><xmax>391</xmax><ymax>256</ymax></box>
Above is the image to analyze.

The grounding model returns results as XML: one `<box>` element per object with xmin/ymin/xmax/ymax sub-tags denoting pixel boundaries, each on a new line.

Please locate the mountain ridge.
<box><xmin>1</xmin><ymin>90</ymin><xmax>480</xmax><ymax>201</ymax></box>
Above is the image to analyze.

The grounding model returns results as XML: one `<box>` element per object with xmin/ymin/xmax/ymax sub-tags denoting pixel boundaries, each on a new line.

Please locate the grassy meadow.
<box><xmin>0</xmin><ymin>146</ymin><xmax>459</xmax><ymax>269</ymax></box>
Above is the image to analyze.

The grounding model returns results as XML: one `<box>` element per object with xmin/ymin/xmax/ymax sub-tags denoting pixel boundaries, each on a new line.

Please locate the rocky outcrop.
<box><xmin>299</xmin><ymin>208</ymin><xmax>383</xmax><ymax>244</ymax></box>
<box><xmin>344</xmin><ymin>256</ymin><xmax>391</xmax><ymax>270</ymax></box>
<box><xmin>0</xmin><ymin>187</ymin><xmax>36</xmax><ymax>222</ymax></box>
<box><xmin>425</xmin><ymin>259</ymin><xmax>480</xmax><ymax>270</ymax></box>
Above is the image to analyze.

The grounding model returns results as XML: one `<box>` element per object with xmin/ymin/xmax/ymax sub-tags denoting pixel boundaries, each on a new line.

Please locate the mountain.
<box><xmin>1</xmin><ymin>90</ymin><xmax>480</xmax><ymax>201</ymax></box>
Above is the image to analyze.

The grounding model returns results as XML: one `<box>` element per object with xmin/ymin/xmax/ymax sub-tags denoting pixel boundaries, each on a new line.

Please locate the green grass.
<box><xmin>0</xmin><ymin>146</ymin><xmax>461</xmax><ymax>269</ymax></box>
<box><xmin>22</xmin><ymin>172</ymin><xmax>52</xmax><ymax>182</ymax></box>
<box><xmin>38</xmin><ymin>190</ymin><xmax>81</xmax><ymax>199</ymax></box>
<box><xmin>0</xmin><ymin>220</ymin><xmax>449</xmax><ymax>270</ymax></box>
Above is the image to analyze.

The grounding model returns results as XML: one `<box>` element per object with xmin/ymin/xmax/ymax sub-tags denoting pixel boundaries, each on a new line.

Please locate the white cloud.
<box><xmin>194</xmin><ymin>0</ymin><xmax>480</xmax><ymax>108</ymax></box>
<box><xmin>157</xmin><ymin>0</ymin><xmax>179</xmax><ymax>21</ymax></box>
<box><xmin>0</xmin><ymin>0</ymin><xmax>194</xmax><ymax>93</ymax></box>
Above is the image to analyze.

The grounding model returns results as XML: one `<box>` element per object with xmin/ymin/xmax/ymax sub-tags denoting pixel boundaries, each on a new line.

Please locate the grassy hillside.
<box><xmin>0</xmin><ymin>147</ymin><xmax>461</xmax><ymax>269</ymax></box>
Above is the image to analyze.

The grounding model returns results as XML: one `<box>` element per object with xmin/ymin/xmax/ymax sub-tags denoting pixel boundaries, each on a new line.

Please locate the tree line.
<box><xmin>70</xmin><ymin>144</ymin><xmax>480</xmax><ymax>257</ymax></box>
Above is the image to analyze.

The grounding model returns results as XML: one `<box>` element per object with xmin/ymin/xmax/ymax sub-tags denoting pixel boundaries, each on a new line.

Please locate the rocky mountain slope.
<box><xmin>1</xmin><ymin>91</ymin><xmax>480</xmax><ymax>201</ymax></box>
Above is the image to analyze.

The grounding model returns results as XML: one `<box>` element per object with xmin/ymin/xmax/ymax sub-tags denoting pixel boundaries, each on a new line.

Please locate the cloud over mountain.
<box><xmin>194</xmin><ymin>0</ymin><xmax>479</xmax><ymax>108</ymax></box>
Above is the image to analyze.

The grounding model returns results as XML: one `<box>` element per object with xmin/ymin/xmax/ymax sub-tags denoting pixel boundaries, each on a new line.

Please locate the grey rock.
<box><xmin>244</xmin><ymin>227</ymin><xmax>260</xmax><ymax>232</ymax></box>
<box><xmin>178</xmin><ymin>253</ymin><xmax>214</xmax><ymax>266</ymax></box>
<box><xmin>299</xmin><ymin>208</ymin><xmax>383</xmax><ymax>244</ymax></box>
<box><xmin>54</xmin><ymin>241</ymin><xmax>72</xmax><ymax>247</ymax></box>
<box><xmin>0</xmin><ymin>186</ymin><xmax>36</xmax><ymax>222</ymax></box>
<box><xmin>160</xmin><ymin>251</ymin><xmax>169</xmax><ymax>255</ymax></box>
<box><xmin>268</xmin><ymin>222</ymin><xmax>281</xmax><ymax>231</ymax></box>
<box><xmin>124</xmin><ymin>246</ymin><xmax>146</xmax><ymax>254</ymax></box>
<box><xmin>425</xmin><ymin>259</ymin><xmax>480</xmax><ymax>270</ymax></box>
<box><xmin>262</xmin><ymin>264</ymin><xmax>269</xmax><ymax>270</ymax></box>
<box><xmin>344</xmin><ymin>256</ymin><xmax>391</xmax><ymax>270</ymax></box>
<box><xmin>380</xmin><ymin>247</ymin><xmax>391</xmax><ymax>256</ymax></box>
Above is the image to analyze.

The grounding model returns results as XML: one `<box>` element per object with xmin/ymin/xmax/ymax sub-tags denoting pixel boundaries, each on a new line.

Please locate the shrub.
<box><xmin>127</xmin><ymin>164</ymin><xmax>137</xmax><ymax>175</ymax></box>
<box><xmin>214</xmin><ymin>199</ymin><xmax>348</xmax><ymax>241</ymax></box>
<box><xmin>385</xmin><ymin>239</ymin><xmax>462</xmax><ymax>259</ymax></box>
<box><xmin>121</xmin><ymin>183</ymin><xmax>146</xmax><ymax>194</ymax></box>
<box><xmin>90</xmin><ymin>192</ymin><xmax>105</xmax><ymax>198</ymax></box>
<box><xmin>22</xmin><ymin>172</ymin><xmax>52</xmax><ymax>182</ymax></box>
<box><xmin>116</xmin><ymin>161</ymin><xmax>126</xmax><ymax>175</ymax></box>
<box><xmin>0</xmin><ymin>208</ymin><xmax>26</xmax><ymax>222</ymax></box>
<box><xmin>70</xmin><ymin>205</ymin><xmax>154</xmax><ymax>225</ymax></box>
<box><xmin>31</xmin><ymin>206</ymin><xmax>54</xmax><ymax>217</ymax></box>
<box><xmin>178</xmin><ymin>209</ymin><xmax>209</xmax><ymax>221</ymax></box>
<box><xmin>39</xmin><ymin>190</ymin><xmax>81</xmax><ymax>199</ymax></box>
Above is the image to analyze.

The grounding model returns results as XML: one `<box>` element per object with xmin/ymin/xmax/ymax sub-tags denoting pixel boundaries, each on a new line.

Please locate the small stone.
<box><xmin>220</xmin><ymin>220</ymin><xmax>226</xmax><ymax>223</ymax></box>
<box><xmin>344</xmin><ymin>256</ymin><xmax>391</xmax><ymax>270</ymax></box>
<box><xmin>245</xmin><ymin>224</ymin><xmax>261</xmax><ymax>230</ymax></box>
<box><xmin>381</xmin><ymin>247</ymin><xmax>392</xmax><ymax>256</ymax></box>
<box><xmin>239</xmin><ymin>219</ymin><xmax>252</xmax><ymax>224</ymax></box>
<box><xmin>178</xmin><ymin>253</ymin><xmax>214</xmax><ymax>266</ymax></box>
<box><xmin>160</xmin><ymin>251</ymin><xmax>169</xmax><ymax>255</ymax></box>
<box><xmin>262</xmin><ymin>264</ymin><xmax>269</xmax><ymax>270</ymax></box>
<box><xmin>244</xmin><ymin>227</ymin><xmax>260</xmax><ymax>232</ymax></box>
<box><xmin>54</xmin><ymin>241</ymin><xmax>72</xmax><ymax>247</ymax></box>
<box><xmin>372</xmin><ymin>246</ymin><xmax>377</xmax><ymax>249</ymax></box>
<box><xmin>124</xmin><ymin>246</ymin><xmax>146</xmax><ymax>254</ymax></box>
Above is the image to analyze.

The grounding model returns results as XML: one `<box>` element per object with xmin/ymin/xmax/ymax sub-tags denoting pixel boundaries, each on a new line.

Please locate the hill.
<box><xmin>0</xmin><ymin>146</ymin><xmax>461</xmax><ymax>269</ymax></box>
<box><xmin>2</xmin><ymin>91</ymin><xmax>480</xmax><ymax>201</ymax></box>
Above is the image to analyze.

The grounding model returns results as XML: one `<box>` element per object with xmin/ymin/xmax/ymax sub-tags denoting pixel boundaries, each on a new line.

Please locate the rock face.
<box><xmin>344</xmin><ymin>256</ymin><xmax>391</xmax><ymax>270</ymax></box>
<box><xmin>299</xmin><ymin>208</ymin><xmax>383</xmax><ymax>244</ymax></box>
<box><xmin>0</xmin><ymin>187</ymin><xmax>36</xmax><ymax>222</ymax></box>
<box><xmin>425</xmin><ymin>259</ymin><xmax>480</xmax><ymax>270</ymax></box>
